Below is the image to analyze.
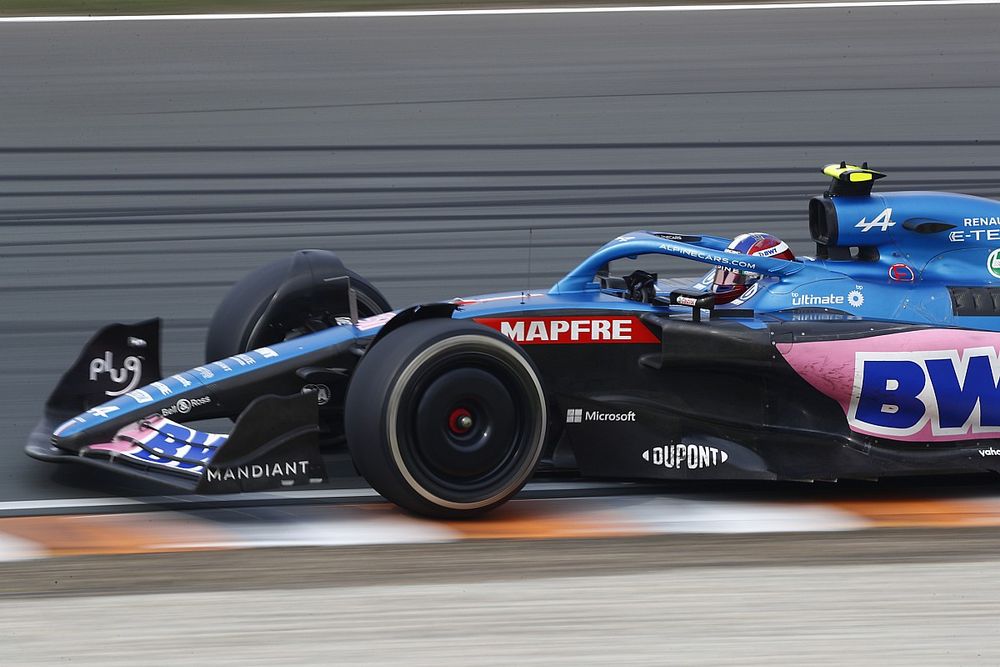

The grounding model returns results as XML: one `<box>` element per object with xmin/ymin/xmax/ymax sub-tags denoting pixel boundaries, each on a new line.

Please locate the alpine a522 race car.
<box><xmin>26</xmin><ymin>163</ymin><xmax>1000</xmax><ymax>517</ymax></box>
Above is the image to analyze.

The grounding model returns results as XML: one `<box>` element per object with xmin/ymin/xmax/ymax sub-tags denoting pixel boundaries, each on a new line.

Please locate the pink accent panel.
<box><xmin>779</xmin><ymin>329</ymin><xmax>1000</xmax><ymax>442</ymax></box>
<box><xmin>84</xmin><ymin>417</ymin><xmax>168</xmax><ymax>454</ymax></box>
<box><xmin>142</xmin><ymin>416</ymin><xmax>168</xmax><ymax>430</ymax></box>
<box><xmin>112</xmin><ymin>423</ymin><xmax>153</xmax><ymax>442</ymax></box>
<box><xmin>114</xmin><ymin>417</ymin><xmax>171</xmax><ymax>443</ymax></box>
<box><xmin>87</xmin><ymin>442</ymin><xmax>140</xmax><ymax>454</ymax></box>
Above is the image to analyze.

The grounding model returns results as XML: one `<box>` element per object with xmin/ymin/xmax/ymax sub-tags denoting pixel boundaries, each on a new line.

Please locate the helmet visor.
<box><xmin>713</xmin><ymin>266</ymin><xmax>748</xmax><ymax>288</ymax></box>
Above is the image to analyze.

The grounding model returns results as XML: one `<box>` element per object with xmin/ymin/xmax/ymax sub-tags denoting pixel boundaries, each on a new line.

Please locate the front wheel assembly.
<box><xmin>345</xmin><ymin>319</ymin><xmax>548</xmax><ymax>518</ymax></box>
<box><xmin>205</xmin><ymin>249</ymin><xmax>390</xmax><ymax>363</ymax></box>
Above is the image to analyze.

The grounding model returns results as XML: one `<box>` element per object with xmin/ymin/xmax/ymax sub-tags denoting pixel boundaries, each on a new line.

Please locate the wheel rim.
<box><xmin>412</xmin><ymin>368</ymin><xmax>518</xmax><ymax>483</ymax></box>
<box><xmin>387</xmin><ymin>335</ymin><xmax>546</xmax><ymax>509</ymax></box>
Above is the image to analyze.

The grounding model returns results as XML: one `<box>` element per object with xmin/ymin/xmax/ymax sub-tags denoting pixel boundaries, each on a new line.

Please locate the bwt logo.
<box><xmin>850</xmin><ymin>348</ymin><xmax>1000</xmax><ymax>438</ymax></box>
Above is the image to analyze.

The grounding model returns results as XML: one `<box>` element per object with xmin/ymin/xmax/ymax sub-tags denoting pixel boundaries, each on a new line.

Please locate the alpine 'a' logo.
<box><xmin>475</xmin><ymin>316</ymin><xmax>659</xmax><ymax>345</ymax></box>
<box><xmin>855</xmin><ymin>207</ymin><xmax>895</xmax><ymax>233</ymax></box>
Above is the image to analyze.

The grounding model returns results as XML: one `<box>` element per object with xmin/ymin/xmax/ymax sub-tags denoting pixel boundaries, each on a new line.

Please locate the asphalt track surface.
<box><xmin>2</xmin><ymin>531</ymin><xmax>1000</xmax><ymax>664</ymax></box>
<box><xmin>5</xmin><ymin>5</ymin><xmax>1000</xmax><ymax>664</ymax></box>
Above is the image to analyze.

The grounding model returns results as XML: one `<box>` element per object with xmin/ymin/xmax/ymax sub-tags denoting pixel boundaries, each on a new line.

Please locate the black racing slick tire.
<box><xmin>345</xmin><ymin>319</ymin><xmax>548</xmax><ymax>519</ymax></box>
<box><xmin>205</xmin><ymin>253</ymin><xmax>390</xmax><ymax>363</ymax></box>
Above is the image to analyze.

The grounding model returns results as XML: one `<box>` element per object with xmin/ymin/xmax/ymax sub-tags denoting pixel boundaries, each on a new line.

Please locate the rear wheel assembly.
<box><xmin>345</xmin><ymin>319</ymin><xmax>548</xmax><ymax>518</ymax></box>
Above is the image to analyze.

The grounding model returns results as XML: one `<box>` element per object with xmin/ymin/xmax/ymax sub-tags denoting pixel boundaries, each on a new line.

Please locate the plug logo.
<box><xmin>89</xmin><ymin>351</ymin><xmax>143</xmax><ymax>397</ymax></box>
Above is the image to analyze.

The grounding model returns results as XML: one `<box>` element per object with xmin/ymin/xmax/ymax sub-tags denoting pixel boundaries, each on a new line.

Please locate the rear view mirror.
<box><xmin>669</xmin><ymin>289</ymin><xmax>716</xmax><ymax>322</ymax></box>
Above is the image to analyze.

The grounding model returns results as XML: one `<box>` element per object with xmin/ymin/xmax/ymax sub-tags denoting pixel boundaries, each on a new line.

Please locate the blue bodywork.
<box><xmin>49</xmin><ymin>187</ymin><xmax>1000</xmax><ymax>456</ymax></box>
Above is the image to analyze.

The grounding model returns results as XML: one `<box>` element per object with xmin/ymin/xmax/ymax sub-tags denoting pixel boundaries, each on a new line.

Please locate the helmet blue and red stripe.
<box><xmin>712</xmin><ymin>233</ymin><xmax>795</xmax><ymax>304</ymax></box>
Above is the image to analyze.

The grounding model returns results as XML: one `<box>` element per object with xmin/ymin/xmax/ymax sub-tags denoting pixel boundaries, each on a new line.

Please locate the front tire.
<box><xmin>345</xmin><ymin>319</ymin><xmax>547</xmax><ymax>518</ymax></box>
<box><xmin>205</xmin><ymin>252</ymin><xmax>390</xmax><ymax>362</ymax></box>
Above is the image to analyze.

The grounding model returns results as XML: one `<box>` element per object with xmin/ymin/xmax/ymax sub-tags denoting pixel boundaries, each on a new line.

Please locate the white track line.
<box><xmin>0</xmin><ymin>489</ymin><xmax>375</xmax><ymax>513</ymax></box>
<box><xmin>1</xmin><ymin>0</ymin><xmax>999</xmax><ymax>22</ymax></box>
<box><xmin>0</xmin><ymin>480</ymin><xmax>634</xmax><ymax>514</ymax></box>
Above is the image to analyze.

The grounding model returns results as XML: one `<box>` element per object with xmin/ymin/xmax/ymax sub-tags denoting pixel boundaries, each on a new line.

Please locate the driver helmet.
<box><xmin>712</xmin><ymin>232</ymin><xmax>794</xmax><ymax>304</ymax></box>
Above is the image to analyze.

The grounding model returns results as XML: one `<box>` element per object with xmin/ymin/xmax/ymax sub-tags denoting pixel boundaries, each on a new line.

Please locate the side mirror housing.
<box><xmin>669</xmin><ymin>289</ymin><xmax>716</xmax><ymax>322</ymax></box>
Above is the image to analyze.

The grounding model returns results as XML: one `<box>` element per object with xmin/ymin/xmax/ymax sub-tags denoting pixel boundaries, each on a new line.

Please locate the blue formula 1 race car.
<box><xmin>25</xmin><ymin>163</ymin><xmax>1000</xmax><ymax>517</ymax></box>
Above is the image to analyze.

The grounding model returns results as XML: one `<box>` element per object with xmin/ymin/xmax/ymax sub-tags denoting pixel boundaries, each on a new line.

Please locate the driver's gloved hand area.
<box><xmin>623</xmin><ymin>270</ymin><xmax>658</xmax><ymax>303</ymax></box>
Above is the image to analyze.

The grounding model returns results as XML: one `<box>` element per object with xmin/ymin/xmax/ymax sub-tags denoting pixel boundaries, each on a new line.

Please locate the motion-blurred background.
<box><xmin>3</xmin><ymin>3</ymin><xmax>1000</xmax><ymax>664</ymax></box>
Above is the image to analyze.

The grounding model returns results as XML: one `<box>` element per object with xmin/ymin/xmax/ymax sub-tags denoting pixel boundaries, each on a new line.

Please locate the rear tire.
<box><xmin>345</xmin><ymin>319</ymin><xmax>547</xmax><ymax>518</ymax></box>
